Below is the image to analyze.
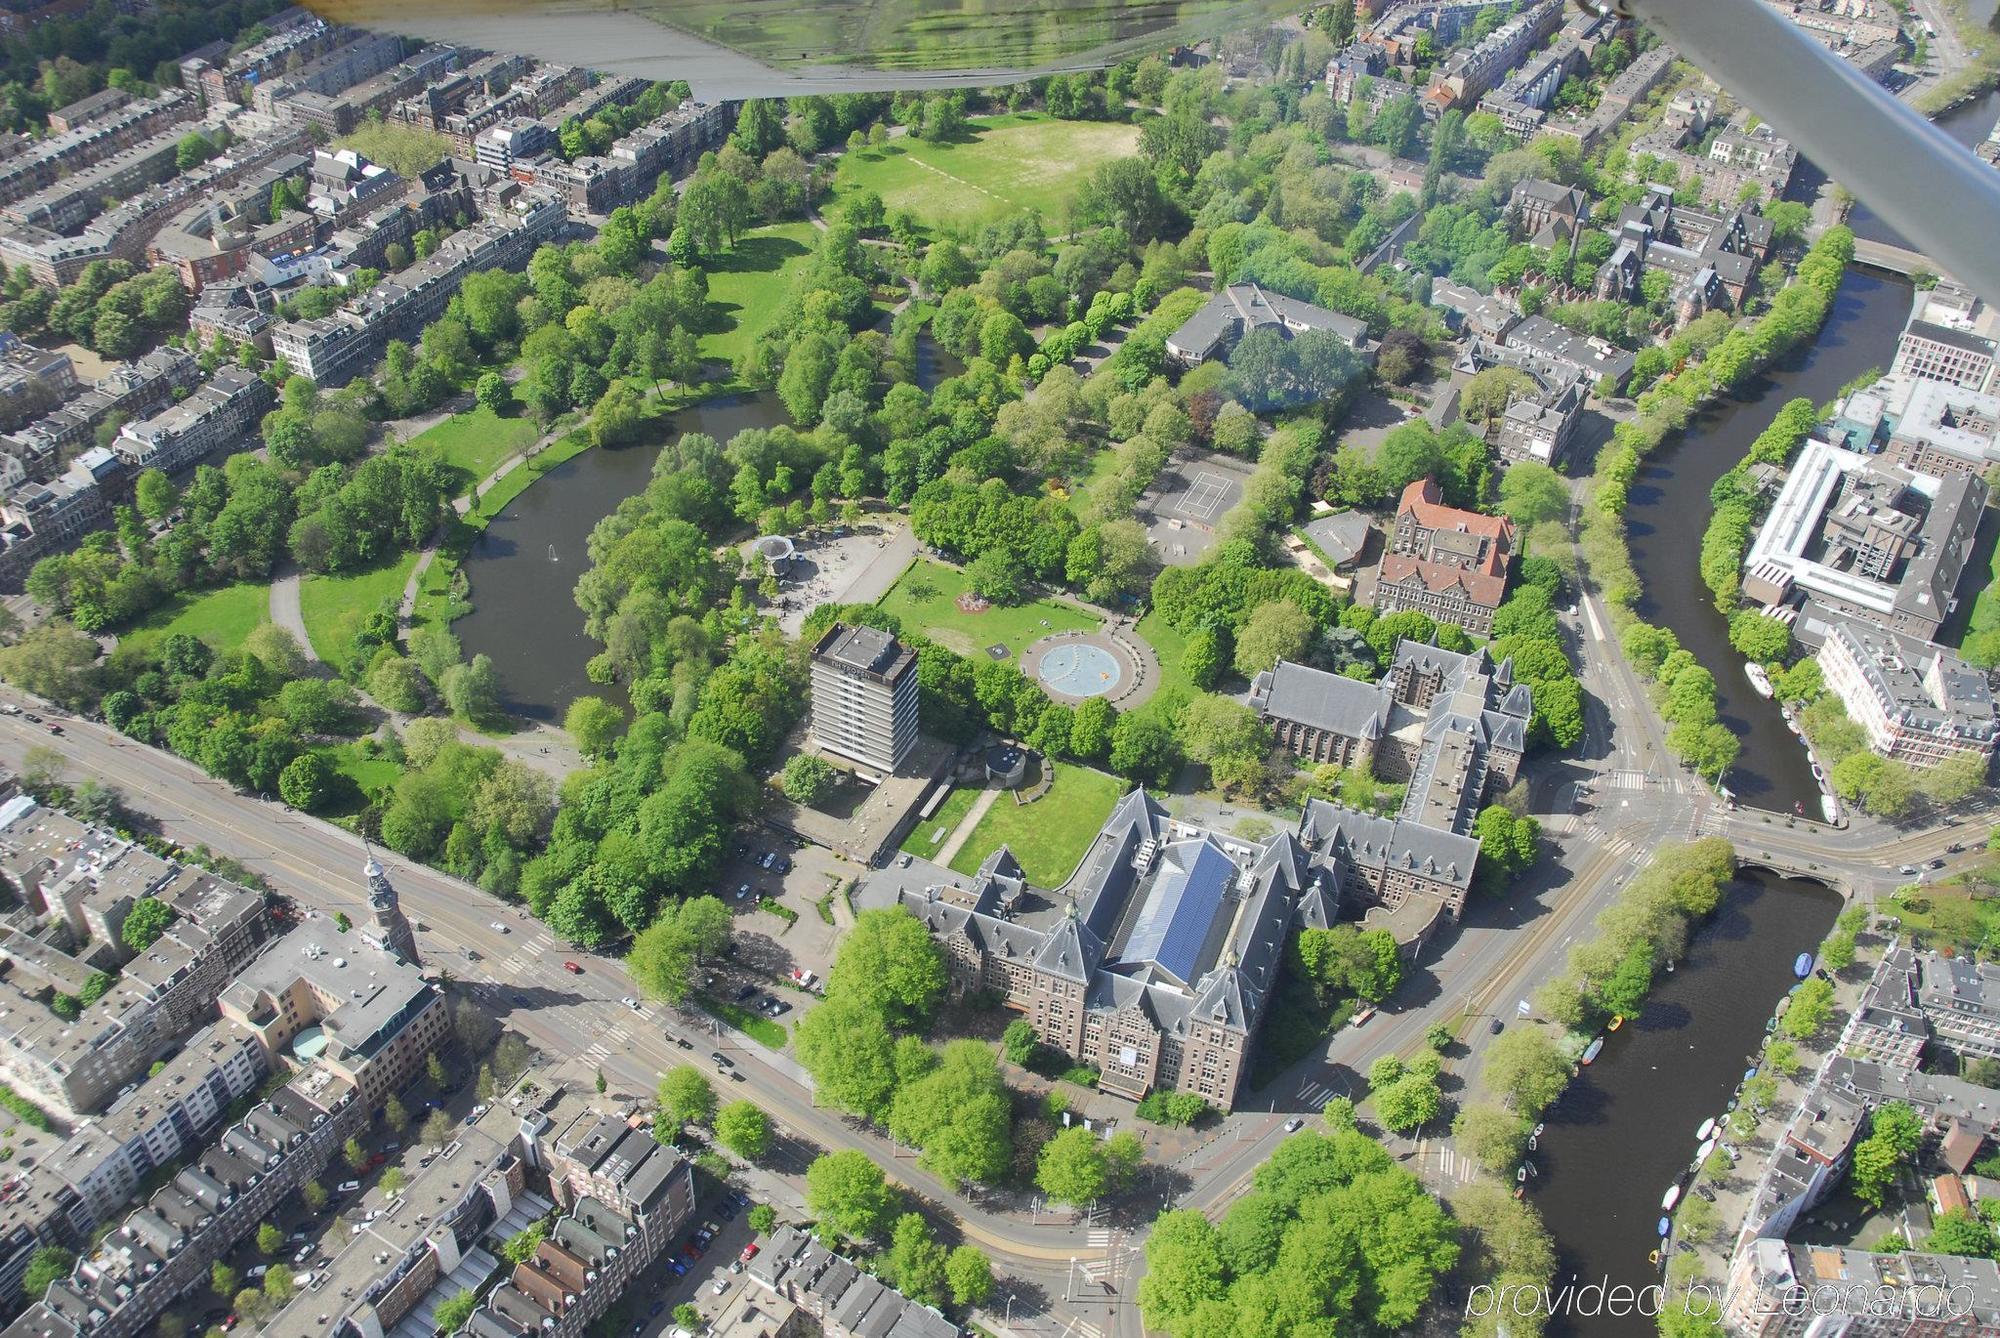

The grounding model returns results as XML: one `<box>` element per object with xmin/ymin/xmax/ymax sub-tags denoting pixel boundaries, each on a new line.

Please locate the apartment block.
<box><xmin>748</xmin><ymin>1227</ymin><xmax>958</xmax><ymax>1338</ymax></box>
<box><xmin>0</xmin><ymin>91</ymin><xmax>196</xmax><ymax>208</ymax></box>
<box><xmin>809</xmin><ymin>623</ymin><xmax>919</xmax><ymax>775</ymax></box>
<box><xmin>1372</xmin><ymin>477</ymin><xmax>1515</xmax><ymax>635</ymax></box>
<box><xmin>1892</xmin><ymin>319</ymin><xmax>1998</xmax><ymax>395</ymax></box>
<box><xmin>112</xmin><ymin>366</ymin><xmax>274</xmax><ymax>476</ymax></box>
<box><xmin>1817</xmin><ymin>620</ymin><xmax>1997</xmax><ymax>770</ymax></box>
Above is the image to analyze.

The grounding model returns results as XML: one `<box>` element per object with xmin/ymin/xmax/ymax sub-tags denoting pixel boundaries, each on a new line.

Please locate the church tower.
<box><xmin>363</xmin><ymin>851</ymin><xmax>419</xmax><ymax>966</ymax></box>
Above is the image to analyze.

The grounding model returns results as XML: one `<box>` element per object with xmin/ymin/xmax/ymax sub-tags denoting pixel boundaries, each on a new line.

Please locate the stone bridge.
<box><xmin>1852</xmin><ymin>236</ymin><xmax>1944</xmax><ymax>279</ymax></box>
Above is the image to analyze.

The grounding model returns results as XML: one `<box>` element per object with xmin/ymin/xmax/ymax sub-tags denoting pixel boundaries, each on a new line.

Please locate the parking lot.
<box><xmin>620</xmin><ymin>1184</ymin><xmax>765</xmax><ymax>1338</ymax></box>
<box><xmin>714</xmin><ymin>835</ymin><xmax>848</xmax><ymax>994</ymax></box>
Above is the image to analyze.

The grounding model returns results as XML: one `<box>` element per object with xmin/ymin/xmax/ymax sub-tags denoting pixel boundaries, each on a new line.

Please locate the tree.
<box><xmin>344</xmin><ymin>1136</ymin><xmax>368</xmax><ymax>1172</ymax></box>
<box><xmin>434</xmin><ymin>1291</ymin><xmax>478</xmax><ymax>1331</ymax></box>
<box><xmin>564</xmin><ymin>696</ymin><xmax>622</xmax><ymax>759</ymax></box>
<box><xmin>715</xmin><ymin>1100</ymin><xmax>772</xmax><ymax>1160</ymax></box>
<box><xmin>1485</xmin><ymin>1028</ymin><xmax>1571</xmax><ymax>1116</ymax></box>
<box><xmin>134</xmin><ymin>468</ymin><xmax>177</xmax><ymax>522</ymax></box>
<box><xmin>780</xmin><ymin>753</ymin><xmax>839</xmax><ymax>806</ymax></box>
<box><xmin>1234</xmin><ymin>599</ymin><xmax>1316</xmax><ymax>677</ymax></box>
<box><xmin>301</xmin><ymin>1180</ymin><xmax>327</xmax><ymax>1212</ymax></box>
<box><xmin>1925</xmin><ymin>1210</ymin><xmax>1999</xmax><ymax>1259</ymax></box>
<box><xmin>806</xmin><ymin>1149</ymin><xmax>897</xmax><ymax>1240</ymax></box>
<box><xmin>674</xmin><ymin>1303</ymin><xmax>702</xmax><ymax>1331</ymax></box>
<box><xmin>121</xmin><ymin>897</ymin><xmax>175</xmax><ymax>953</ymax></box>
<box><xmin>1002</xmin><ymin>1019</ymin><xmax>1038</xmax><ymax>1065</ymax></box>
<box><xmin>827</xmin><ymin>908</ymin><xmax>947</xmax><ymax>1026</ymax></box>
<box><xmin>888</xmin><ymin>1039</ymin><xmax>1014</xmax><ymax>1186</ymax></box>
<box><xmin>888</xmin><ymin>1213</ymin><xmax>949</xmax><ymax>1303</ymax></box>
<box><xmin>385</xmin><ymin>1096</ymin><xmax>410</xmax><ymax>1131</ymax></box>
<box><xmin>945</xmin><ymin>1245</ymin><xmax>994</xmax><ymax>1306</ymax></box>
<box><xmin>659</xmin><ymin>1066</ymin><xmax>716</xmax><ymax>1129</ymax></box>
<box><xmin>442</xmin><ymin>653</ymin><xmax>502</xmax><ymax>722</ymax></box>
<box><xmin>1453</xmin><ymin>1102</ymin><xmax>1530</xmax><ymax>1174</ymax></box>
<box><xmin>21</xmin><ymin>1246</ymin><xmax>71</xmax><ymax>1299</ymax></box>
<box><xmin>1036</xmin><ymin>1126</ymin><xmax>1113</xmax><ymax>1205</ymax></box>
<box><xmin>256</xmin><ymin>1222</ymin><xmax>283</xmax><ymax>1256</ymax></box>
<box><xmin>211</xmin><ymin>1261</ymin><xmax>239</xmax><ymax>1299</ymax></box>
<box><xmin>263</xmin><ymin>1263</ymin><xmax>296</xmax><ymax>1304</ymax></box>
<box><xmin>422</xmin><ymin>1108</ymin><xmax>454</xmax><ymax>1146</ymax></box>
<box><xmin>1375</xmin><ymin>1072</ymin><xmax>1442</xmax><ymax>1132</ymax></box>
<box><xmin>749</xmin><ymin>1203</ymin><xmax>778</xmax><ymax>1234</ymax></box>
<box><xmin>381</xmin><ymin>1167</ymin><xmax>408</xmax><ymax>1195</ymax></box>
<box><xmin>1497</xmin><ymin>461</ymin><xmax>1569</xmax><ymax>527</ymax></box>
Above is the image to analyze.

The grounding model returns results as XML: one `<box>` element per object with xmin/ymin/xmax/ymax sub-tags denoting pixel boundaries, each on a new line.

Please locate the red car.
<box><xmin>563</xmin><ymin>961</ymin><xmax>584</xmax><ymax>975</ymax></box>
<box><xmin>682</xmin><ymin>1242</ymin><xmax>704</xmax><ymax>1261</ymax></box>
<box><xmin>367</xmin><ymin>1153</ymin><xmax>386</xmax><ymax>1170</ymax></box>
<box><xmin>740</xmin><ymin>1244</ymin><xmax>760</xmax><ymax>1264</ymax></box>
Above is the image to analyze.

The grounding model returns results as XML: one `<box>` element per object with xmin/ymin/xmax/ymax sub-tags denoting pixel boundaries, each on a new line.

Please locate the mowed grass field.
<box><xmin>300</xmin><ymin>551</ymin><xmax>420</xmax><ymax>667</ymax></box>
<box><xmin>875</xmin><ymin>557</ymin><xmax>1096</xmax><ymax>658</ymax></box>
<box><xmin>948</xmin><ymin>763</ymin><xmax>1126</xmax><ymax>888</ymax></box>
<box><xmin>700</xmin><ymin>221</ymin><xmax>819</xmax><ymax>366</ymax></box>
<box><xmin>405</xmin><ymin>404</ymin><xmax>540</xmax><ymax>494</ymax></box>
<box><xmin>117</xmin><ymin>581</ymin><xmax>270</xmax><ymax>657</ymax></box>
<box><xmin>830</xmin><ymin>114</ymin><xmax>1140</xmax><ymax>234</ymax></box>
<box><xmin>900</xmin><ymin>785</ymin><xmax>982</xmax><ymax>862</ymax></box>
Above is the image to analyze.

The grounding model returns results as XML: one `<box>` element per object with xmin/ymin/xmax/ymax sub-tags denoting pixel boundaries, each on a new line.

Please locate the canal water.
<box><xmin>1531</xmin><ymin>868</ymin><xmax>1843</xmax><ymax>1338</ymax></box>
<box><xmin>454</xmin><ymin>393</ymin><xmax>787</xmax><ymax>721</ymax></box>
<box><xmin>1619</xmin><ymin>266</ymin><xmax>1913</xmax><ymax>814</ymax></box>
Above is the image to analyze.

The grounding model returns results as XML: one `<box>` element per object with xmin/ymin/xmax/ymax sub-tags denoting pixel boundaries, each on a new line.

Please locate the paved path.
<box><xmin>267</xmin><ymin>563</ymin><xmax>319</xmax><ymax>665</ymax></box>
<box><xmin>932</xmin><ymin>786</ymin><xmax>1001</xmax><ymax>867</ymax></box>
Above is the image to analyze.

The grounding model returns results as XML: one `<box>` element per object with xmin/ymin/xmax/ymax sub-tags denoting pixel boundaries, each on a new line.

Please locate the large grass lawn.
<box><xmin>876</xmin><ymin>557</ymin><xmax>1097</xmax><ymax>658</ymax></box>
<box><xmin>900</xmin><ymin>785</ymin><xmax>981</xmax><ymax>863</ymax></box>
<box><xmin>300</xmin><ymin>552</ymin><xmax>419</xmax><ymax>667</ymax></box>
<box><xmin>405</xmin><ymin>404</ymin><xmax>540</xmax><ymax>494</ymax></box>
<box><xmin>700</xmin><ymin>221</ymin><xmax>820</xmax><ymax>366</ymax></box>
<box><xmin>1134</xmin><ymin>610</ymin><xmax>1197</xmax><ymax>704</ymax></box>
<box><xmin>117</xmin><ymin>582</ymin><xmax>270</xmax><ymax>657</ymax></box>
<box><xmin>830</xmin><ymin>114</ymin><xmax>1139</xmax><ymax>234</ymax></box>
<box><xmin>948</xmin><ymin>763</ymin><xmax>1126</xmax><ymax>888</ymax></box>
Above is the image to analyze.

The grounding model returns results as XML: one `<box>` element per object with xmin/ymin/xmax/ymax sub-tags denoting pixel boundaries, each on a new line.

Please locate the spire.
<box><xmin>362</xmin><ymin>842</ymin><xmax>419</xmax><ymax>967</ymax></box>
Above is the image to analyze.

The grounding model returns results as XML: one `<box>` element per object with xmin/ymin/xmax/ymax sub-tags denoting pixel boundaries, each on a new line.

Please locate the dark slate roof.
<box><xmin>1298</xmin><ymin>798</ymin><xmax>1480</xmax><ymax>893</ymax></box>
<box><xmin>1256</xmin><ymin>659</ymin><xmax>1388</xmax><ymax>738</ymax></box>
<box><xmin>1301</xmin><ymin>509</ymin><xmax>1372</xmax><ymax>565</ymax></box>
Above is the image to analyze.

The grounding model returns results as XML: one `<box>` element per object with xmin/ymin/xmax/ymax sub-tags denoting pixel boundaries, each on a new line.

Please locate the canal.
<box><xmin>1620</xmin><ymin>266</ymin><xmax>1913</xmax><ymax>814</ymax></box>
<box><xmin>454</xmin><ymin>393</ymin><xmax>787</xmax><ymax>722</ymax></box>
<box><xmin>1531</xmin><ymin>867</ymin><xmax>1843</xmax><ymax>1338</ymax></box>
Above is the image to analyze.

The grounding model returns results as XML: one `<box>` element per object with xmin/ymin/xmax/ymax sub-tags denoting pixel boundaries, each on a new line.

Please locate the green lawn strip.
<box><xmin>1134</xmin><ymin>610</ymin><xmax>1194</xmax><ymax>703</ymax></box>
<box><xmin>698</xmin><ymin>221</ymin><xmax>820</xmax><ymax>366</ymax></box>
<box><xmin>1965</xmin><ymin>533</ymin><xmax>2000</xmax><ymax>637</ymax></box>
<box><xmin>1884</xmin><ymin>870</ymin><xmax>2000</xmax><ymax>955</ymax></box>
<box><xmin>317</xmin><ymin>739</ymin><xmax>404</xmax><ymax>821</ymax></box>
<box><xmin>116</xmin><ymin>581</ymin><xmax>270</xmax><ymax>657</ymax></box>
<box><xmin>829</xmin><ymin>114</ymin><xmax>1140</xmax><ymax>235</ymax></box>
<box><xmin>299</xmin><ymin>551</ymin><xmax>421</xmax><ymax>666</ymax></box>
<box><xmin>947</xmin><ymin>764</ymin><xmax>1125</xmax><ymax>887</ymax></box>
<box><xmin>404</xmin><ymin>404</ymin><xmax>539</xmax><ymax>493</ymax></box>
<box><xmin>1063</xmin><ymin>448</ymin><xmax>1124</xmax><ymax>518</ymax></box>
<box><xmin>697</xmin><ymin>995</ymin><xmax>788</xmax><ymax>1049</ymax></box>
<box><xmin>876</xmin><ymin>557</ymin><xmax>1097</xmax><ymax>658</ymax></box>
<box><xmin>900</xmin><ymin>785</ymin><xmax>981</xmax><ymax>861</ymax></box>
<box><xmin>470</xmin><ymin>430</ymin><xmax>594</xmax><ymax>522</ymax></box>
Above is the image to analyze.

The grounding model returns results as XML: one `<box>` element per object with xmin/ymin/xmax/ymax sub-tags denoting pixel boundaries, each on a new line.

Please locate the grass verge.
<box><xmin>947</xmin><ymin>764</ymin><xmax>1124</xmax><ymax>887</ymax></box>
<box><xmin>697</xmin><ymin>995</ymin><xmax>789</xmax><ymax>1050</ymax></box>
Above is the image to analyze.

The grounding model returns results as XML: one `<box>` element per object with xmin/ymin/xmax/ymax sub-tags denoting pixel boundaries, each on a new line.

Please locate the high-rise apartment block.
<box><xmin>809</xmin><ymin>623</ymin><xmax>918</xmax><ymax>775</ymax></box>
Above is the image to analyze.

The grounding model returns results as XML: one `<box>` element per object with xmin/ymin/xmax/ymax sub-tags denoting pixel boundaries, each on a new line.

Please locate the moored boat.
<box><xmin>1581</xmin><ymin>1036</ymin><xmax>1605</xmax><ymax>1065</ymax></box>
<box><xmin>1608</xmin><ymin>1015</ymin><xmax>1625</xmax><ymax>1032</ymax></box>
<box><xmin>1822</xmin><ymin>793</ymin><xmax>1841</xmax><ymax>824</ymax></box>
<box><xmin>1657</xmin><ymin>1217</ymin><xmax>1671</xmax><ymax>1238</ymax></box>
<box><xmin>1662</xmin><ymin>1182</ymin><xmax>1682</xmax><ymax>1211</ymax></box>
<box><xmin>1746</xmin><ymin>663</ymin><xmax>1773</xmax><ymax>698</ymax></box>
<box><xmin>1794</xmin><ymin>952</ymin><xmax>1813</xmax><ymax>979</ymax></box>
<box><xmin>1696</xmin><ymin>1117</ymin><xmax>1716</xmax><ymax>1141</ymax></box>
<box><xmin>1697</xmin><ymin>1137</ymin><xmax>1717</xmax><ymax>1164</ymax></box>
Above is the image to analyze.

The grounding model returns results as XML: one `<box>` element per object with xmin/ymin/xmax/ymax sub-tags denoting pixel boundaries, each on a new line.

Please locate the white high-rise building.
<box><xmin>809</xmin><ymin>623</ymin><xmax>918</xmax><ymax>775</ymax></box>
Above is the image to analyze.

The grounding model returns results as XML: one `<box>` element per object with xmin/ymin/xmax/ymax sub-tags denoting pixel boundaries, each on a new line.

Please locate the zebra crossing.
<box><xmin>580</xmin><ymin>1024</ymin><xmax>631</xmax><ymax>1068</ymax></box>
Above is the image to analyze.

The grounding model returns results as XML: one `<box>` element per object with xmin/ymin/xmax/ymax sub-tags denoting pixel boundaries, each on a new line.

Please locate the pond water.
<box><xmin>454</xmin><ymin>393</ymin><xmax>787</xmax><ymax>721</ymax></box>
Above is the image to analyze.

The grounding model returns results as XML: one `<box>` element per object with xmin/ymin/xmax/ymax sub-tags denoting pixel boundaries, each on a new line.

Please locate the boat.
<box><xmin>1696</xmin><ymin>1117</ymin><xmax>1716</xmax><ymax>1141</ymax></box>
<box><xmin>1517</xmin><ymin>1166</ymin><xmax>1529</xmax><ymax>1183</ymax></box>
<box><xmin>1811</xmin><ymin>761</ymin><xmax>1825</xmax><ymax>784</ymax></box>
<box><xmin>1662</xmin><ymin>1183</ymin><xmax>1682</xmax><ymax>1211</ymax></box>
<box><xmin>1649</xmin><ymin>1249</ymin><xmax>1661</xmax><ymax>1265</ymax></box>
<box><xmin>1608</xmin><ymin>1015</ymin><xmax>1625</xmax><ymax>1032</ymax></box>
<box><xmin>1794</xmin><ymin>952</ymin><xmax>1813</xmax><ymax>979</ymax></box>
<box><xmin>1665</xmin><ymin>960</ymin><xmax>1676</xmax><ymax>974</ymax></box>
<box><xmin>1786</xmin><ymin>714</ymin><xmax>1802</xmax><ymax>736</ymax></box>
<box><xmin>1515</xmin><ymin>1185</ymin><xmax>1526</xmax><ymax>1199</ymax></box>
<box><xmin>1527</xmin><ymin>1135</ymin><xmax>1538</xmax><ymax>1152</ymax></box>
<box><xmin>1744</xmin><ymin>1066</ymin><xmax>1759</xmax><ymax>1083</ymax></box>
<box><xmin>1533</xmin><ymin>1123</ymin><xmax>1545</xmax><ymax>1139</ymax></box>
<box><xmin>1746</xmin><ymin>663</ymin><xmax>1773</xmax><ymax>698</ymax></box>
<box><xmin>1765</xmin><ymin>1016</ymin><xmax>1778</xmax><ymax>1032</ymax></box>
<box><xmin>1658</xmin><ymin>1217</ymin><xmax>1671</xmax><ymax>1238</ymax></box>
<box><xmin>1697</xmin><ymin>1137</ymin><xmax>1717</xmax><ymax>1164</ymax></box>
<box><xmin>1822</xmin><ymin>793</ymin><xmax>1841</xmax><ymax>825</ymax></box>
<box><xmin>1581</xmin><ymin>1036</ymin><xmax>1605</xmax><ymax>1065</ymax></box>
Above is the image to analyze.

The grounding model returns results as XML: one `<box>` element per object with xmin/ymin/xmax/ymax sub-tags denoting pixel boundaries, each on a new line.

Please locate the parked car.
<box><xmin>729</xmin><ymin>1070</ymin><xmax>746</xmax><ymax>1082</ymax></box>
<box><xmin>735</xmin><ymin>984</ymin><xmax>758</xmax><ymax>1003</ymax></box>
<box><xmin>1898</xmin><ymin>864</ymin><xmax>1920</xmax><ymax>876</ymax></box>
<box><xmin>1282</xmin><ymin>1118</ymin><xmax>1304</xmax><ymax>1133</ymax></box>
<box><xmin>623</xmin><ymin>997</ymin><xmax>643</xmax><ymax>1012</ymax></box>
<box><xmin>668</xmin><ymin>1258</ymin><xmax>688</xmax><ymax>1276</ymax></box>
<box><xmin>1929</xmin><ymin>857</ymin><xmax>1947</xmax><ymax>869</ymax></box>
<box><xmin>650</xmin><ymin>1302</ymin><xmax>666</xmax><ymax>1318</ymax></box>
<box><xmin>740</xmin><ymin>1244</ymin><xmax>760</xmax><ymax>1263</ymax></box>
<box><xmin>711</xmin><ymin>1051</ymin><xmax>732</xmax><ymax>1068</ymax></box>
<box><xmin>1490</xmin><ymin>1018</ymin><xmax>1504</xmax><ymax>1035</ymax></box>
<box><xmin>682</xmin><ymin>1242</ymin><xmax>704</xmax><ymax>1261</ymax></box>
<box><xmin>735</xmin><ymin>883</ymin><xmax>751</xmax><ymax>900</ymax></box>
<box><xmin>337</xmin><ymin>1180</ymin><xmax>361</xmax><ymax>1194</ymax></box>
<box><xmin>712</xmin><ymin>1279</ymin><xmax>730</xmax><ymax>1296</ymax></box>
<box><xmin>293</xmin><ymin>1245</ymin><xmax>314</xmax><ymax>1265</ymax></box>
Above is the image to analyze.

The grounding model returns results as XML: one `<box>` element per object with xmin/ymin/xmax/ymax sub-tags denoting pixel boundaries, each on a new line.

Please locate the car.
<box><xmin>1929</xmin><ymin>857</ymin><xmax>1947</xmax><ymax>869</ymax></box>
<box><xmin>1</xmin><ymin>703</ymin><xmax>18</xmax><ymax>715</ymax></box>
<box><xmin>22</xmin><ymin>713</ymin><xmax>38</xmax><ymax>723</ymax></box>
<box><xmin>367</xmin><ymin>1153</ymin><xmax>387</xmax><ymax>1170</ymax></box>
<box><xmin>293</xmin><ymin>1244</ymin><xmax>315</xmax><ymax>1265</ymax></box>
<box><xmin>730</xmin><ymin>1191</ymin><xmax>751</xmax><ymax>1210</ymax></box>
<box><xmin>735</xmin><ymin>883</ymin><xmax>751</xmax><ymax>900</ymax></box>
<box><xmin>289</xmin><ymin>1230</ymin><xmax>310</xmax><ymax>1244</ymax></box>
<box><xmin>511</xmin><ymin>993</ymin><xmax>530</xmax><ymax>1007</ymax></box>
<box><xmin>694</xmin><ymin>1231</ymin><xmax>714</xmax><ymax>1248</ymax></box>
<box><xmin>739</xmin><ymin>1244</ymin><xmax>760</xmax><ymax>1263</ymax></box>
<box><xmin>338</xmin><ymin>1180</ymin><xmax>361</xmax><ymax>1193</ymax></box>
<box><xmin>1899</xmin><ymin>864</ymin><xmax>1920</xmax><ymax>876</ymax></box>
<box><xmin>247</xmin><ymin>1266</ymin><xmax>269</xmax><ymax>1281</ymax></box>
<box><xmin>668</xmin><ymin>1258</ymin><xmax>688</xmax><ymax>1276</ymax></box>
<box><xmin>776</xmin><ymin>856</ymin><xmax>792</xmax><ymax>874</ymax></box>
<box><xmin>716</xmin><ymin>1201</ymin><xmax>737</xmax><ymax>1221</ymax></box>
<box><xmin>735</xmin><ymin>984</ymin><xmax>757</xmax><ymax>1003</ymax></box>
<box><xmin>729</xmin><ymin>1070</ymin><xmax>746</xmax><ymax>1082</ymax></box>
<box><xmin>1282</xmin><ymin>1118</ymin><xmax>1304</xmax><ymax>1133</ymax></box>
<box><xmin>765</xmin><ymin>999</ymin><xmax>790</xmax><ymax>1017</ymax></box>
<box><xmin>222</xmin><ymin>1317</ymin><xmax>238</xmax><ymax>1332</ymax></box>
<box><xmin>712</xmin><ymin>1279</ymin><xmax>730</xmax><ymax>1296</ymax></box>
<box><xmin>1350</xmin><ymin>1007</ymin><xmax>1376</xmax><ymax>1028</ymax></box>
<box><xmin>674</xmin><ymin>1034</ymin><xmax>693</xmax><ymax>1050</ymax></box>
<box><xmin>650</xmin><ymin>1302</ymin><xmax>666</xmax><ymax>1318</ymax></box>
<box><xmin>491</xmin><ymin>921</ymin><xmax>510</xmax><ymax>933</ymax></box>
<box><xmin>46</xmin><ymin>724</ymin><xmax>59</xmax><ymax>735</ymax></box>
<box><xmin>682</xmin><ymin>1242</ymin><xmax>704</xmax><ymax>1260</ymax></box>
<box><xmin>1490</xmin><ymin>1018</ymin><xmax>1505</xmax><ymax>1035</ymax></box>
<box><xmin>623</xmin><ymin>996</ymin><xmax>642</xmax><ymax>1011</ymax></box>
<box><xmin>564</xmin><ymin>961</ymin><xmax>584</xmax><ymax>975</ymax></box>
<box><xmin>760</xmin><ymin>852</ymin><xmax>776</xmax><ymax>869</ymax></box>
<box><xmin>789</xmin><ymin>969</ymin><xmax>817</xmax><ymax>989</ymax></box>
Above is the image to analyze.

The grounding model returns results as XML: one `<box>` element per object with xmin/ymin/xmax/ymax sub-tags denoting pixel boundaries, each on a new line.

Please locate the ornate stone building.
<box><xmin>1372</xmin><ymin>477</ymin><xmax>1515</xmax><ymax>636</ymax></box>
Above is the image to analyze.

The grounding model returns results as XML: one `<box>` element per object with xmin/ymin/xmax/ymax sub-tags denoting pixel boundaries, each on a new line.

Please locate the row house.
<box><xmin>112</xmin><ymin>366</ymin><xmax>274</xmax><ymax>476</ymax></box>
<box><xmin>0</xmin><ymin>91</ymin><xmax>196</xmax><ymax>207</ymax></box>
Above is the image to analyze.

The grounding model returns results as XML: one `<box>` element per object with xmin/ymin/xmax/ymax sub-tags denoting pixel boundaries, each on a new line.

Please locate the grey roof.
<box><xmin>1298</xmin><ymin>798</ymin><xmax>1480</xmax><ymax>893</ymax></box>
<box><xmin>1823</xmin><ymin>619</ymin><xmax>1997</xmax><ymax>746</ymax></box>
<box><xmin>1904</xmin><ymin>318</ymin><xmax>1996</xmax><ymax>357</ymax></box>
<box><xmin>1504</xmin><ymin>315</ymin><xmax>1637</xmax><ymax>383</ymax></box>
<box><xmin>1301</xmin><ymin>510</ymin><xmax>1372</xmax><ymax>566</ymax></box>
<box><xmin>1113</xmin><ymin>837</ymin><xmax>1234</xmax><ymax>988</ymax></box>
<box><xmin>1257</xmin><ymin>659</ymin><xmax>1388</xmax><ymax>738</ymax></box>
<box><xmin>1167</xmin><ymin>282</ymin><xmax>1370</xmax><ymax>359</ymax></box>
